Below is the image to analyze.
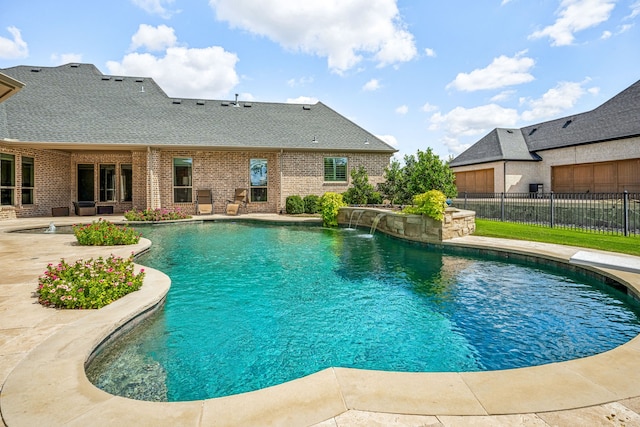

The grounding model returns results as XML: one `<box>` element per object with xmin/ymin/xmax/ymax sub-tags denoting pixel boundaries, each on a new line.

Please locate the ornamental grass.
<box><xmin>36</xmin><ymin>254</ymin><xmax>145</xmax><ymax>309</ymax></box>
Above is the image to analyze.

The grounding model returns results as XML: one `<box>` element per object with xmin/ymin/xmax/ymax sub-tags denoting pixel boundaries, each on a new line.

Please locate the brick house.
<box><xmin>0</xmin><ymin>64</ymin><xmax>396</xmax><ymax>219</ymax></box>
<box><xmin>449</xmin><ymin>79</ymin><xmax>640</xmax><ymax>194</ymax></box>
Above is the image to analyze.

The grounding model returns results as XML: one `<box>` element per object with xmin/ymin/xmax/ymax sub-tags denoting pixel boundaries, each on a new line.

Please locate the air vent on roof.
<box><xmin>197</xmin><ymin>100</ymin><xmax>205</xmax><ymax>105</ymax></box>
<box><xmin>115</xmin><ymin>77</ymin><xmax>124</xmax><ymax>82</ymax></box>
<box><xmin>172</xmin><ymin>99</ymin><xmax>182</xmax><ymax>104</ymax></box>
<box><xmin>243</xmin><ymin>103</ymin><xmax>252</xmax><ymax>108</ymax></box>
<box><xmin>221</xmin><ymin>101</ymin><xmax>230</xmax><ymax>106</ymax></box>
<box><xmin>135</xmin><ymin>78</ymin><xmax>144</xmax><ymax>83</ymax></box>
<box><xmin>101</xmin><ymin>76</ymin><xmax>110</xmax><ymax>81</ymax></box>
<box><xmin>528</xmin><ymin>128</ymin><xmax>537</xmax><ymax>136</ymax></box>
<box><xmin>506</xmin><ymin>129</ymin><xmax>513</xmax><ymax>134</ymax></box>
<box><xmin>70</xmin><ymin>63</ymin><xmax>79</xmax><ymax>68</ymax></box>
<box><xmin>31</xmin><ymin>68</ymin><xmax>41</xmax><ymax>73</ymax></box>
<box><xmin>562</xmin><ymin>119</ymin><xmax>572</xmax><ymax>128</ymax></box>
<box><xmin>303</xmin><ymin>105</ymin><xmax>311</xmax><ymax>110</ymax></box>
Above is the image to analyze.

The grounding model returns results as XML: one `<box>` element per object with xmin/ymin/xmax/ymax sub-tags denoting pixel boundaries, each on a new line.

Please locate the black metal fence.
<box><xmin>451</xmin><ymin>191</ymin><xmax>640</xmax><ymax>236</ymax></box>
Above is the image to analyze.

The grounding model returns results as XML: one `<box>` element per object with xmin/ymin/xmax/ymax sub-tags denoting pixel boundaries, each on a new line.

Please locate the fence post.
<box><xmin>624</xmin><ymin>190</ymin><xmax>629</xmax><ymax>237</ymax></box>
<box><xmin>464</xmin><ymin>192</ymin><xmax>467</xmax><ymax>209</ymax></box>
<box><xmin>501</xmin><ymin>192</ymin><xmax>505</xmax><ymax>222</ymax></box>
<box><xmin>550</xmin><ymin>191</ymin><xmax>555</xmax><ymax>228</ymax></box>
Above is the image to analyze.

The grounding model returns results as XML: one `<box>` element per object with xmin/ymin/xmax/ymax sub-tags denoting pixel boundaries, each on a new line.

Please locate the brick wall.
<box><xmin>1</xmin><ymin>143</ymin><xmax>393</xmax><ymax>218</ymax></box>
<box><xmin>0</xmin><ymin>144</ymin><xmax>71</xmax><ymax>218</ymax></box>
<box><xmin>281</xmin><ymin>151</ymin><xmax>391</xmax><ymax>205</ymax></box>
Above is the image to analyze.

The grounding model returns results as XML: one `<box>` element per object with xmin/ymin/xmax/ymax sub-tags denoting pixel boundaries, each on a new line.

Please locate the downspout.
<box><xmin>279</xmin><ymin>149</ymin><xmax>283</xmax><ymax>214</ymax></box>
<box><xmin>503</xmin><ymin>161</ymin><xmax>507</xmax><ymax>194</ymax></box>
<box><xmin>146</xmin><ymin>146</ymin><xmax>151</xmax><ymax>210</ymax></box>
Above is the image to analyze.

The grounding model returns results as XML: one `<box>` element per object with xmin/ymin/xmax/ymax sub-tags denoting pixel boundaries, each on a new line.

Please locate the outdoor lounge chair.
<box><xmin>196</xmin><ymin>189</ymin><xmax>213</xmax><ymax>215</ymax></box>
<box><xmin>73</xmin><ymin>201</ymin><xmax>96</xmax><ymax>216</ymax></box>
<box><xmin>225</xmin><ymin>188</ymin><xmax>247</xmax><ymax>215</ymax></box>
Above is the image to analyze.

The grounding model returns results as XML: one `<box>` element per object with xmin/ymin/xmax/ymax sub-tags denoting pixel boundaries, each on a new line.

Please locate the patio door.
<box><xmin>77</xmin><ymin>164</ymin><xmax>94</xmax><ymax>202</ymax></box>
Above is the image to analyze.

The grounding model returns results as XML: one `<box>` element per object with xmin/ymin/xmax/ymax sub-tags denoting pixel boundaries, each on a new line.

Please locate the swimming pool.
<box><xmin>86</xmin><ymin>222</ymin><xmax>640</xmax><ymax>402</ymax></box>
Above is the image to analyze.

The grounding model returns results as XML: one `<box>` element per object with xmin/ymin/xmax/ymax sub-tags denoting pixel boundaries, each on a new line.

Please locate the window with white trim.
<box><xmin>324</xmin><ymin>157</ymin><xmax>347</xmax><ymax>182</ymax></box>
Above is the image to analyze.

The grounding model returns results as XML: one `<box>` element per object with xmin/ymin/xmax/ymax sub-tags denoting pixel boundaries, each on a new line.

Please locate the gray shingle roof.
<box><xmin>0</xmin><ymin>63</ymin><xmax>396</xmax><ymax>153</ymax></box>
<box><xmin>450</xmin><ymin>79</ymin><xmax>640</xmax><ymax>167</ymax></box>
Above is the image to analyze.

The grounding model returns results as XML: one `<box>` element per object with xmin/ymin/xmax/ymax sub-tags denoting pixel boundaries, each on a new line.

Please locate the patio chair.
<box><xmin>225</xmin><ymin>188</ymin><xmax>247</xmax><ymax>215</ymax></box>
<box><xmin>196</xmin><ymin>189</ymin><xmax>213</xmax><ymax>215</ymax></box>
<box><xmin>73</xmin><ymin>201</ymin><xmax>96</xmax><ymax>216</ymax></box>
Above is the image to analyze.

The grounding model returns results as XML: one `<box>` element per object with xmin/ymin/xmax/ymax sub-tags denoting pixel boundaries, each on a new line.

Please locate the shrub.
<box><xmin>403</xmin><ymin>190</ymin><xmax>448</xmax><ymax>221</ymax></box>
<box><xmin>285</xmin><ymin>195</ymin><xmax>305</xmax><ymax>214</ymax></box>
<box><xmin>124</xmin><ymin>208</ymin><xmax>191</xmax><ymax>221</ymax></box>
<box><xmin>303</xmin><ymin>194</ymin><xmax>321</xmax><ymax>214</ymax></box>
<box><xmin>73</xmin><ymin>219</ymin><xmax>141</xmax><ymax>246</ymax></box>
<box><xmin>36</xmin><ymin>254</ymin><xmax>145</xmax><ymax>309</ymax></box>
<box><xmin>342</xmin><ymin>166</ymin><xmax>377</xmax><ymax>205</ymax></box>
<box><xmin>320</xmin><ymin>192</ymin><xmax>346</xmax><ymax>227</ymax></box>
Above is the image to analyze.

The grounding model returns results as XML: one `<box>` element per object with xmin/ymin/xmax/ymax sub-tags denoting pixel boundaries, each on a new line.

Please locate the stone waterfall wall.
<box><xmin>337</xmin><ymin>207</ymin><xmax>476</xmax><ymax>243</ymax></box>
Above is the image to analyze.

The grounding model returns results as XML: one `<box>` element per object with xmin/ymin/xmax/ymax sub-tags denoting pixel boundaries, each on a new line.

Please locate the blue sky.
<box><xmin>1</xmin><ymin>0</ymin><xmax>639</xmax><ymax>161</ymax></box>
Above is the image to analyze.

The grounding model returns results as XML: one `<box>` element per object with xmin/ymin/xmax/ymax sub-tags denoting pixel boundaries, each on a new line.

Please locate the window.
<box><xmin>120</xmin><ymin>164</ymin><xmax>133</xmax><ymax>202</ymax></box>
<box><xmin>173</xmin><ymin>158</ymin><xmax>192</xmax><ymax>202</ymax></box>
<box><xmin>0</xmin><ymin>153</ymin><xmax>15</xmax><ymax>206</ymax></box>
<box><xmin>250</xmin><ymin>159</ymin><xmax>267</xmax><ymax>202</ymax></box>
<box><xmin>77</xmin><ymin>164</ymin><xmax>95</xmax><ymax>202</ymax></box>
<box><xmin>21</xmin><ymin>156</ymin><xmax>34</xmax><ymax>205</ymax></box>
<box><xmin>99</xmin><ymin>164</ymin><xmax>117</xmax><ymax>202</ymax></box>
<box><xmin>324</xmin><ymin>157</ymin><xmax>347</xmax><ymax>182</ymax></box>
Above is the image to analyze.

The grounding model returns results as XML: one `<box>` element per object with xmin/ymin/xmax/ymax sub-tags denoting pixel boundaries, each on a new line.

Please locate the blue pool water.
<box><xmin>86</xmin><ymin>222</ymin><xmax>640</xmax><ymax>402</ymax></box>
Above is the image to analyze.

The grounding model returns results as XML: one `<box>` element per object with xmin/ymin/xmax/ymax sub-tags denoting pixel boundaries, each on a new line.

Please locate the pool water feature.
<box><xmin>86</xmin><ymin>222</ymin><xmax>640</xmax><ymax>402</ymax></box>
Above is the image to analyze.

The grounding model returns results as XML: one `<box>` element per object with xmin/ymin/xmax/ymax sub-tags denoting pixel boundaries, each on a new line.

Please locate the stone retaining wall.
<box><xmin>338</xmin><ymin>207</ymin><xmax>476</xmax><ymax>243</ymax></box>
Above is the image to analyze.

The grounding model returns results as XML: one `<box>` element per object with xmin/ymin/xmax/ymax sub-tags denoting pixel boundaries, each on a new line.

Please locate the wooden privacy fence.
<box><xmin>452</xmin><ymin>191</ymin><xmax>639</xmax><ymax>236</ymax></box>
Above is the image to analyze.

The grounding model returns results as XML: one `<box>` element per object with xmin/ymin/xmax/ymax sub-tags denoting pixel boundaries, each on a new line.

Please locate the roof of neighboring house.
<box><xmin>450</xmin><ymin>79</ymin><xmax>640</xmax><ymax>167</ymax></box>
<box><xmin>0</xmin><ymin>63</ymin><xmax>396</xmax><ymax>153</ymax></box>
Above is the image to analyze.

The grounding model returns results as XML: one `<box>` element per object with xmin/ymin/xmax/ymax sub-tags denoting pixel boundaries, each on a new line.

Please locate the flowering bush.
<box><xmin>124</xmin><ymin>208</ymin><xmax>191</xmax><ymax>221</ymax></box>
<box><xmin>73</xmin><ymin>219</ymin><xmax>141</xmax><ymax>246</ymax></box>
<box><xmin>36</xmin><ymin>255</ymin><xmax>145</xmax><ymax>309</ymax></box>
<box><xmin>320</xmin><ymin>192</ymin><xmax>346</xmax><ymax>227</ymax></box>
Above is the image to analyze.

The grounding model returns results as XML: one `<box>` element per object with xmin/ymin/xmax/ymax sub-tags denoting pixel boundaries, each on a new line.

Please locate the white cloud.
<box><xmin>395</xmin><ymin>105</ymin><xmax>408</xmax><ymax>115</ymax></box>
<box><xmin>421</xmin><ymin>102</ymin><xmax>438</xmax><ymax>113</ymax></box>
<box><xmin>287</xmin><ymin>76</ymin><xmax>314</xmax><ymax>87</ymax></box>
<box><xmin>286</xmin><ymin>96</ymin><xmax>318</xmax><ymax>104</ymax></box>
<box><xmin>629</xmin><ymin>1</ymin><xmax>640</xmax><ymax>19</ymax></box>
<box><xmin>208</xmin><ymin>0</ymin><xmax>417</xmax><ymax>74</ymax></box>
<box><xmin>447</xmin><ymin>51</ymin><xmax>535</xmax><ymax>92</ymax></box>
<box><xmin>107</xmin><ymin>46</ymin><xmax>239</xmax><ymax>99</ymax></box>
<box><xmin>529</xmin><ymin>0</ymin><xmax>615</xmax><ymax>46</ymax></box>
<box><xmin>51</xmin><ymin>53</ymin><xmax>83</xmax><ymax>65</ymax></box>
<box><xmin>601</xmin><ymin>30</ymin><xmax>613</xmax><ymax>39</ymax></box>
<box><xmin>429</xmin><ymin>104</ymin><xmax>519</xmax><ymax>137</ymax></box>
<box><xmin>424</xmin><ymin>48</ymin><xmax>436</xmax><ymax>57</ymax></box>
<box><xmin>131</xmin><ymin>0</ymin><xmax>179</xmax><ymax>19</ymax></box>
<box><xmin>491</xmin><ymin>90</ymin><xmax>517</xmax><ymax>103</ymax></box>
<box><xmin>520</xmin><ymin>81</ymin><xmax>588</xmax><ymax>122</ymax></box>
<box><xmin>130</xmin><ymin>24</ymin><xmax>177</xmax><ymax>52</ymax></box>
<box><xmin>363</xmin><ymin>78</ymin><xmax>382</xmax><ymax>91</ymax></box>
<box><xmin>376</xmin><ymin>134</ymin><xmax>398</xmax><ymax>147</ymax></box>
<box><xmin>0</xmin><ymin>26</ymin><xmax>28</xmax><ymax>59</ymax></box>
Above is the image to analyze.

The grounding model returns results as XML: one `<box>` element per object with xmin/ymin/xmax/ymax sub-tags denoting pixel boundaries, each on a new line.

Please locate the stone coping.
<box><xmin>1</xmin><ymin>215</ymin><xmax>640</xmax><ymax>426</ymax></box>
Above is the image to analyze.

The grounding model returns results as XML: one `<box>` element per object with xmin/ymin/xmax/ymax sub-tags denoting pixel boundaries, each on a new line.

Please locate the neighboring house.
<box><xmin>0</xmin><ymin>64</ymin><xmax>396</xmax><ymax>219</ymax></box>
<box><xmin>449</xmin><ymin>79</ymin><xmax>640</xmax><ymax>194</ymax></box>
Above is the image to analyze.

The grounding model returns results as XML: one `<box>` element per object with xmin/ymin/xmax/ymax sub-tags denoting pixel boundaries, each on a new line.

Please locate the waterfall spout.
<box><xmin>44</xmin><ymin>222</ymin><xmax>57</xmax><ymax>234</ymax></box>
<box><xmin>369</xmin><ymin>213</ymin><xmax>386</xmax><ymax>235</ymax></box>
<box><xmin>347</xmin><ymin>210</ymin><xmax>364</xmax><ymax>230</ymax></box>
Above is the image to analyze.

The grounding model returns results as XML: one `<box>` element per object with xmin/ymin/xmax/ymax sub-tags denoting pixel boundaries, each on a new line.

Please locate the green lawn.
<box><xmin>474</xmin><ymin>219</ymin><xmax>640</xmax><ymax>256</ymax></box>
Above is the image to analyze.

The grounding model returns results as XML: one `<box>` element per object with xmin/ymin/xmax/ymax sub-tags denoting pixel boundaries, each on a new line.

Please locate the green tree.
<box><xmin>378</xmin><ymin>148</ymin><xmax>457</xmax><ymax>204</ymax></box>
<box><xmin>343</xmin><ymin>166</ymin><xmax>377</xmax><ymax>204</ymax></box>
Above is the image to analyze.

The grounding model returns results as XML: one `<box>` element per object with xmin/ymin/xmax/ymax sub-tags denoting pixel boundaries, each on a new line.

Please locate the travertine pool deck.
<box><xmin>2</xmin><ymin>215</ymin><xmax>640</xmax><ymax>426</ymax></box>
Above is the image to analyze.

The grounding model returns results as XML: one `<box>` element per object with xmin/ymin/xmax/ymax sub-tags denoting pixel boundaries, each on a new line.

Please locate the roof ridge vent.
<box><xmin>172</xmin><ymin>99</ymin><xmax>182</xmax><ymax>104</ymax></box>
<box><xmin>303</xmin><ymin>105</ymin><xmax>311</xmax><ymax>110</ymax></box>
<box><xmin>528</xmin><ymin>128</ymin><xmax>537</xmax><ymax>136</ymax></box>
<box><xmin>197</xmin><ymin>100</ymin><xmax>205</xmax><ymax>105</ymax></box>
<box><xmin>243</xmin><ymin>102</ymin><xmax>252</xmax><ymax>108</ymax></box>
<box><xmin>30</xmin><ymin>68</ymin><xmax>41</xmax><ymax>73</ymax></box>
<box><xmin>70</xmin><ymin>63</ymin><xmax>79</xmax><ymax>68</ymax></box>
<box><xmin>221</xmin><ymin>101</ymin><xmax>230</xmax><ymax>106</ymax></box>
<box><xmin>101</xmin><ymin>76</ymin><xmax>111</xmax><ymax>81</ymax></box>
<box><xmin>562</xmin><ymin>119</ymin><xmax>573</xmax><ymax>128</ymax></box>
<box><xmin>114</xmin><ymin>77</ymin><xmax>124</xmax><ymax>82</ymax></box>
